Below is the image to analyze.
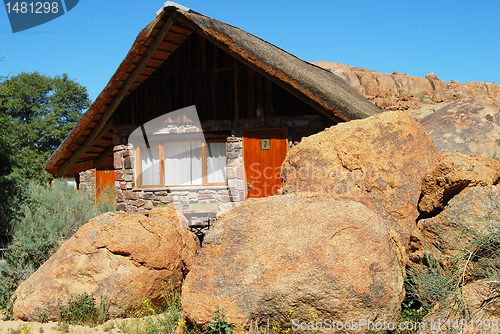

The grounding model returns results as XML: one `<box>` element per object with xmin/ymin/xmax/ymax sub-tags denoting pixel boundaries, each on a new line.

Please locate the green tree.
<box><xmin>0</xmin><ymin>72</ymin><xmax>90</xmax><ymax>180</ymax></box>
<box><xmin>0</xmin><ymin>72</ymin><xmax>90</xmax><ymax>233</ymax></box>
<box><xmin>0</xmin><ymin>116</ymin><xmax>20</xmax><ymax>235</ymax></box>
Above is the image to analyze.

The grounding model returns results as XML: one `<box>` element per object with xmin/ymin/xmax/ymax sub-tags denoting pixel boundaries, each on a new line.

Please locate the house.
<box><xmin>45</xmin><ymin>2</ymin><xmax>381</xmax><ymax>214</ymax></box>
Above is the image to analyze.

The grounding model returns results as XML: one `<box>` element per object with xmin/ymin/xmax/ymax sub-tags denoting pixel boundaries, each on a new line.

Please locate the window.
<box><xmin>136</xmin><ymin>140</ymin><xmax>227</xmax><ymax>187</ymax></box>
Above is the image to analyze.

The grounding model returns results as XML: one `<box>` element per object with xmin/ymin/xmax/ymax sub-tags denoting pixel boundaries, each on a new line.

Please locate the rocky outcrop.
<box><xmin>314</xmin><ymin>62</ymin><xmax>500</xmax><ymax>111</ymax></box>
<box><xmin>314</xmin><ymin>62</ymin><xmax>500</xmax><ymax>157</ymax></box>
<box><xmin>12</xmin><ymin>212</ymin><xmax>198</xmax><ymax>322</ymax></box>
<box><xmin>418</xmin><ymin>99</ymin><xmax>500</xmax><ymax>157</ymax></box>
<box><xmin>419</xmin><ymin>153</ymin><xmax>500</xmax><ymax>214</ymax></box>
<box><xmin>280</xmin><ymin>111</ymin><xmax>439</xmax><ymax>247</ymax></box>
<box><xmin>410</xmin><ymin>185</ymin><xmax>500</xmax><ymax>265</ymax></box>
<box><xmin>182</xmin><ymin>196</ymin><xmax>405</xmax><ymax>331</ymax></box>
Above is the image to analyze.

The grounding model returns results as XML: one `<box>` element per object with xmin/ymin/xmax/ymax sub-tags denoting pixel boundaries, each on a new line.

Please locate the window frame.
<box><xmin>136</xmin><ymin>138</ymin><xmax>227</xmax><ymax>188</ymax></box>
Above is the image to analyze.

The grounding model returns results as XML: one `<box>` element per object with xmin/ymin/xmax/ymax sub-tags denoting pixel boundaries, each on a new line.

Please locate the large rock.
<box><xmin>182</xmin><ymin>196</ymin><xmax>405</xmax><ymax>332</ymax></box>
<box><xmin>419</xmin><ymin>98</ymin><xmax>500</xmax><ymax>157</ymax></box>
<box><xmin>410</xmin><ymin>185</ymin><xmax>500</xmax><ymax>265</ymax></box>
<box><xmin>280</xmin><ymin>111</ymin><xmax>439</xmax><ymax>247</ymax></box>
<box><xmin>12</xmin><ymin>212</ymin><xmax>198</xmax><ymax>321</ymax></box>
<box><xmin>419</xmin><ymin>152</ymin><xmax>500</xmax><ymax>214</ymax></box>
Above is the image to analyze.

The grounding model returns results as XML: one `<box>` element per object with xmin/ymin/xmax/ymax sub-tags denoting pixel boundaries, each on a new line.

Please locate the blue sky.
<box><xmin>1</xmin><ymin>0</ymin><xmax>499</xmax><ymax>103</ymax></box>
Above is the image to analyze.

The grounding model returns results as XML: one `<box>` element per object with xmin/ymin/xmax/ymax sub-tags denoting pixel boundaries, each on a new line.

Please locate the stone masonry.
<box><xmin>78</xmin><ymin>169</ymin><xmax>95</xmax><ymax>192</ymax></box>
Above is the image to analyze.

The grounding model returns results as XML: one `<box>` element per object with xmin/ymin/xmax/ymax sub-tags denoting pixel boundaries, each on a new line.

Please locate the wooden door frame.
<box><xmin>242</xmin><ymin>127</ymin><xmax>289</xmax><ymax>199</ymax></box>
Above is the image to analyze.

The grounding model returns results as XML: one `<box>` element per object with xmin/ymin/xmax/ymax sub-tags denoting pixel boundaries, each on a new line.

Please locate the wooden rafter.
<box><xmin>93</xmin><ymin>145</ymin><xmax>114</xmax><ymax>169</ymax></box>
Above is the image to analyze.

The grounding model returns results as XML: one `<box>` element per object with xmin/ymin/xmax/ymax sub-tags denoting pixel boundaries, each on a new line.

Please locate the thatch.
<box><xmin>45</xmin><ymin>3</ymin><xmax>381</xmax><ymax>176</ymax></box>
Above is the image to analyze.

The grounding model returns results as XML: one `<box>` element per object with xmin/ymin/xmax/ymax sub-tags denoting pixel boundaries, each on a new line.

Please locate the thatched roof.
<box><xmin>45</xmin><ymin>2</ymin><xmax>381</xmax><ymax>176</ymax></box>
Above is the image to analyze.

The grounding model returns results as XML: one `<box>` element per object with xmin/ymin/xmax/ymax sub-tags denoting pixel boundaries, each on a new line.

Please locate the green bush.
<box><xmin>117</xmin><ymin>282</ymin><xmax>184</xmax><ymax>334</ymax></box>
<box><xmin>58</xmin><ymin>293</ymin><xmax>108</xmax><ymax>326</ymax></box>
<box><xmin>207</xmin><ymin>307</ymin><xmax>231</xmax><ymax>334</ymax></box>
<box><xmin>6</xmin><ymin>324</ymin><xmax>33</xmax><ymax>334</ymax></box>
<box><xmin>0</xmin><ymin>180</ymin><xmax>115</xmax><ymax>317</ymax></box>
<box><xmin>407</xmin><ymin>216</ymin><xmax>500</xmax><ymax>320</ymax></box>
<box><xmin>11</xmin><ymin>180</ymin><xmax>115</xmax><ymax>239</ymax></box>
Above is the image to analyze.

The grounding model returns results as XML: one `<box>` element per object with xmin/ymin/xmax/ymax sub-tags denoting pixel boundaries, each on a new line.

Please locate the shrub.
<box><xmin>0</xmin><ymin>180</ymin><xmax>115</xmax><ymax>317</ymax></box>
<box><xmin>407</xmin><ymin>212</ymin><xmax>500</xmax><ymax>320</ymax></box>
<box><xmin>11</xmin><ymin>180</ymin><xmax>115</xmax><ymax>240</ymax></box>
<box><xmin>51</xmin><ymin>322</ymin><xmax>69</xmax><ymax>333</ymax></box>
<box><xmin>117</xmin><ymin>282</ymin><xmax>184</xmax><ymax>334</ymax></box>
<box><xmin>207</xmin><ymin>307</ymin><xmax>231</xmax><ymax>334</ymax></box>
<box><xmin>102</xmin><ymin>321</ymin><xmax>116</xmax><ymax>332</ymax></box>
<box><xmin>38</xmin><ymin>310</ymin><xmax>49</xmax><ymax>323</ymax></box>
<box><xmin>58</xmin><ymin>293</ymin><xmax>108</xmax><ymax>326</ymax></box>
<box><xmin>406</xmin><ymin>256</ymin><xmax>456</xmax><ymax>310</ymax></box>
<box><xmin>6</xmin><ymin>324</ymin><xmax>33</xmax><ymax>334</ymax></box>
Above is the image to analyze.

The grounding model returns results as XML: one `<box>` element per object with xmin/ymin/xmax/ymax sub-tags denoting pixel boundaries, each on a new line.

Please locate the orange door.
<box><xmin>95</xmin><ymin>169</ymin><xmax>115</xmax><ymax>204</ymax></box>
<box><xmin>243</xmin><ymin>128</ymin><xmax>288</xmax><ymax>198</ymax></box>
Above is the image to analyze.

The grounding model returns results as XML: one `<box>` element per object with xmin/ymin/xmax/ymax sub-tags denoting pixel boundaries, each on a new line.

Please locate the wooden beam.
<box><xmin>201</xmin><ymin>37</ymin><xmax>206</xmax><ymax>70</ymax></box>
<box><xmin>257</xmin><ymin>72</ymin><xmax>262</xmax><ymax>110</ymax></box>
<box><xmin>212</xmin><ymin>45</ymin><xmax>218</xmax><ymax>120</ymax></box>
<box><xmin>247</xmin><ymin>68</ymin><xmax>254</xmax><ymax>117</ymax></box>
<box><xmin>58</xmin><ymin>121</ymin><xmax>113</xmax><ymax>176</ymax></box>
<box><xmin>266</xmin><ymin>79</ymin><xmax>273</xmax><ymax>117</ymax></box>
<box><xmin>57</xmin><ymin>14</ymin><xmax>177</xmax><ymax>176</ymax></box>
<box><xmin>93</xmin><ymin>145</ymin><xmax>114</xmax><ymax>169</ymax></box>
<box><xmin>234</xmin><ymin>67</ymin><xmax>240</xmax><ymax>120</ymax></box>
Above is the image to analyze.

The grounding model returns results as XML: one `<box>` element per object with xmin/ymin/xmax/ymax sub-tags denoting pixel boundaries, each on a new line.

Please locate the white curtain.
<box><xmin>165</xmin><ymin>142</ymin><xmax>202</xmax><ymax>186</ymax></box>
<box><xmin>206</xmin><ymin>142</ymin><xmax>226</xmax><ymax>183</ymax></box>
<box><xmin>141</xmin><ymin>145</ymin><xmax>160</xmax><ymax>186</ymax></box>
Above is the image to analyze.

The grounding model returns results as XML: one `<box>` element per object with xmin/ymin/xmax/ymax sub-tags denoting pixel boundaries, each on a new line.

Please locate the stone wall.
<box><xmin>226</xmin><ymin>136</ymin><xmax>245</xmax><ymax>204</ymax></box>
<box><xmin>78</xmin><ymin>169</ymin><xmax>95</xmax><ymax>193</ymax></box>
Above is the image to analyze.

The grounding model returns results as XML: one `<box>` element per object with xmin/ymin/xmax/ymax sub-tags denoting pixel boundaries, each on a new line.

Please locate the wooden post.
<box><xmin>212</xmin><ymin>46</ymin><xmax>218</xmax><ymax>120</ymax></box>
<box><xmin>247</xmin><ymin>68</ymin><xmax>254</xmax><ymax>117</ymax></box>
<box><xmin>201</xmin><ymin>37</ymin><xmax>206</xmax><ymax>71</ymax></box>
<box><xmin>266</xmin><ymin>79</ymin><xmax>274</xmax><ymax>117</ymax></box>
<box><xmin>234</xmin><ymin>67</ymin><xmax>240</xmax><ymax>120</ymax></box>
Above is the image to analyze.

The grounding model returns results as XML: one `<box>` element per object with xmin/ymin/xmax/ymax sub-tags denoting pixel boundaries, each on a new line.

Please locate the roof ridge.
<box><xmin>156</xmin><ymin>1</ymin><xmax>191</xmax><ymax>17</ymax></box>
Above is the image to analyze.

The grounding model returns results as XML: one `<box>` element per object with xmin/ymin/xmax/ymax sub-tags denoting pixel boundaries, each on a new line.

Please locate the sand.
<box><xmin>0</xmin><ymin>319</ymin><xmax>128</xmax><ymax>334</ymax></box>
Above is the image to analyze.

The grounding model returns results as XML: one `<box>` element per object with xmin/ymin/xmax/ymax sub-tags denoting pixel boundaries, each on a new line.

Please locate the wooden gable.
<box><xmin>113</xmin><ymin>32</ymin><xmax>320</xmax><ymax>127</ymax></box>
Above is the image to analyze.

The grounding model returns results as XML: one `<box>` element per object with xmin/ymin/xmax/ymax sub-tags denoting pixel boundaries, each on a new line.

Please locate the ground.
<box><xmin>0</xmin><ymin>318</ymin><xmax>138</xmax><ymax>334</ymax></box>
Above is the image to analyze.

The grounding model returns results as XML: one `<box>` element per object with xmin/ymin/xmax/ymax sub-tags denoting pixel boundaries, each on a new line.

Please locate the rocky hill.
<box><xmin>315</xmin><ymin>61</ymin><xmax>500</xmax><ymax>158</ymax></box>
<box><xmin>313</xmin><ymin>61</ymin><xmax>500</xmax><ymax>112</ymax></box>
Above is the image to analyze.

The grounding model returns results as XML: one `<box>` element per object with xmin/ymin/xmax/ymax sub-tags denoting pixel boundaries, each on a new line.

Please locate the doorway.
<box><xmin>95</xmin><ymin>168</ymin><xmax>116</xmax><ymax>205</ymax></box>
<box><xmin>243</xmin><ymin>128</ymin><xmax>288</xmax><ymax>198</ymax></box>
